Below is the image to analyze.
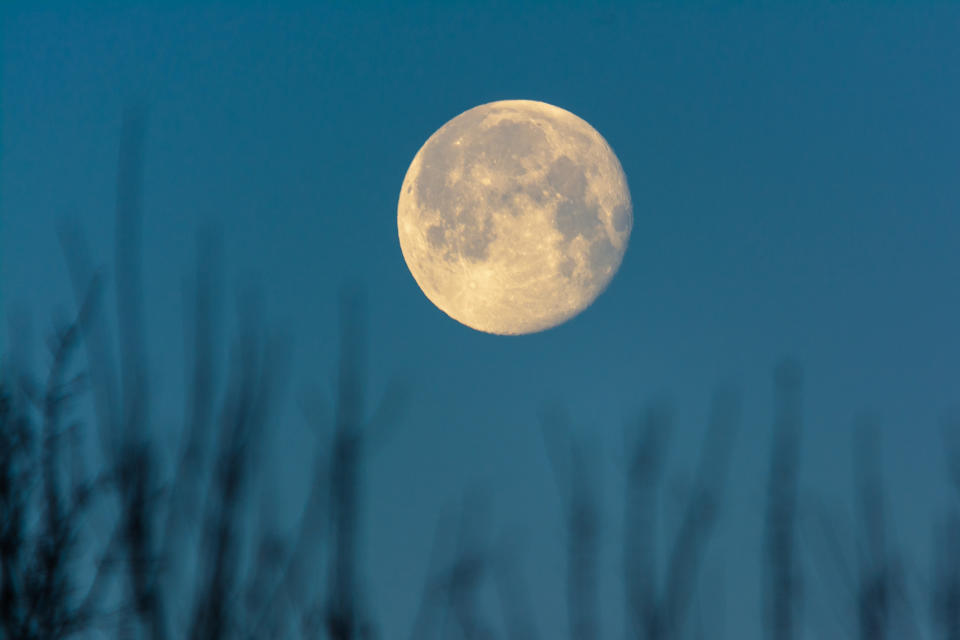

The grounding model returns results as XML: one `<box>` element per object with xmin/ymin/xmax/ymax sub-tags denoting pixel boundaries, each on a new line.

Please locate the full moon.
<box><xmin>398</xmin><ymin>100</ymin><xmax>632</xmax><ymax>335</ymax></box>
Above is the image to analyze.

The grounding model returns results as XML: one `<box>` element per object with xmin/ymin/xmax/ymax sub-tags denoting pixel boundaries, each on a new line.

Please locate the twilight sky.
<box><xmin>2</xmin><ymin>5</ymin><xmax>959</xmax><ymax>637</ymax></box>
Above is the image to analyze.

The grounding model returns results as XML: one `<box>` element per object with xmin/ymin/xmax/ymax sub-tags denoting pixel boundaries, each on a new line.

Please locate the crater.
<box><xmin>612</xmin><ymin>203</ymin><xmax>631</xmax><ymax>233</ymax></box>
<box><xmin>488</xmin><ymin>183</ymin><xmax>536</xmax><ymax>216</ymax></box>
<box><xmin>522</xmin><ymin>183</ymin><xmax>548</xmax><ymax>205</ymax></box>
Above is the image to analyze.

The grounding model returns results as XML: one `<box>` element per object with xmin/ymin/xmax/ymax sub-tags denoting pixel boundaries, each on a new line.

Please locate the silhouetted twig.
<box><xmin>0</xmin><ymin>284</ymin><xmax>113</xmax><ymax>639</ymax></box>
<box><xmin>541</xmin><ymin>405</ymin><xmax>600</xmax><ymax>640</ymax></box>
<box><xmin>764</xmin><ymin>359</ymin><xmax>803</xmax><ymax>640</ymax></box>
<box><xmin>624</xmin><ymin>402</ymin><xmax>671</xmax><ymax>640</ymax></box>
<box><xmin>935</xmin><ymin>413</ymin><xmax>960</xmax><ymax>640</ymax></box>
<box><xmin>623</xmin><ymin>391</ymin><xmax>738</xmax><ymax>640</ymax></box>
<box><xmin>659</xmin><ymin>389</ymin><xmax>739</xmax><ymax>638</ymax></box>
<box><xmin>854</xmin><ymin>418</ymin><xmax>891</xmax><ymax>640</ymax></box>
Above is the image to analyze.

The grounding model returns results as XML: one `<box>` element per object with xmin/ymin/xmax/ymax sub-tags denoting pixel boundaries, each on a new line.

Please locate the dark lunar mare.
<box><xmin>417</xmin><ymin>107</ymin><xmax>551</xmax><ymax>264</ymax></box>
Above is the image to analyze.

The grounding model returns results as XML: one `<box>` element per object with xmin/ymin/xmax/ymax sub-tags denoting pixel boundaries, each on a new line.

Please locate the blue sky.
<box><xmin>2</xmin><ymin>4</ymin><xmax>959</xmax><ymax>637</ymax></box>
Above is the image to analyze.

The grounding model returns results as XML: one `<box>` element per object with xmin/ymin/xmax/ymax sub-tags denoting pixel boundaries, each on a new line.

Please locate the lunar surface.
<box><xmin>397</xmin><ymin>100</ymin><xmax>632</xmax><ymax>335</ymax></box>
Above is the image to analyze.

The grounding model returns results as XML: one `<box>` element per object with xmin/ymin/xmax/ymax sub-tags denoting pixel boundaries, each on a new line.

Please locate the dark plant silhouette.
<box><xmin>935</xmin><ymin>413</ymin><xmax>960</xmax><ymax>640</ymax></box>
<box><xmin>624</xmin><ymin>402</ymin><xmax>672</xmax><ymax>640</ymax></box>
<box><xmin>764</xmin><ymin>359</ymin><xmax>803</xmax><ymax>640</ymax></box>
<box><xmin>541</xmin><ymin>405</ymin><xmax>601</xmax><ymax>640</ymax></box>
<box><xmin>622</xmin><ymin>390</ymin><xmax>739</xmax><ymax>640</ymax></box>
<box><xmin>853</xmin><ymin>418</ymin><xmax>894</xmax><ymax>640</ymax></box>
<box><xmin>0</xmin><ymin>283</ymin><xmax>113</xmax><ymax>639</ymax></box>
<box><xmin>934</xmin><ymin>511</ymin><xmax>960</xmax><ymax>640</ymax></box>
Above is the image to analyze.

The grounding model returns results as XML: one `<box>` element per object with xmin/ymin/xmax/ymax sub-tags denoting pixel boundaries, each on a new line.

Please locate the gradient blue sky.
<box><xmin>2</xmin><ymin>4</ymin><xmax>959</xmax><ymax>637</ymax></box>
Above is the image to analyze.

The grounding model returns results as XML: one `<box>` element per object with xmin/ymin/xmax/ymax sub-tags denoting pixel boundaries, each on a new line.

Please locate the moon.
<box><xmin>398</xmin><ymin>99</ymin><xmax>632</xmax><ymax>335</ymax></box>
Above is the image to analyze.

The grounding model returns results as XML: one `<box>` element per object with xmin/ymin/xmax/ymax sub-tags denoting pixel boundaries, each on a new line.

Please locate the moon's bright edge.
<box><xmin>398</xmin><ymin>100</ymin><xmax>632</xmax><ymax>335</ymax></box>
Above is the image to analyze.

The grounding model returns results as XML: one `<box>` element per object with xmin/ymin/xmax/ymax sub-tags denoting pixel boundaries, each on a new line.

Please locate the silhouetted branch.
<box><xmin>764</xmin><ymin>359</ymin><xmax>803</xmax><ymax>640</ymax></box>
<box><xmin>541</xmin><ymin>405</ymin><xmax>600</xmax><ymax>640</ymax></box>
<box><xmin>622</xmin><ymin>391</ymin><xmax>738</xmax><ymax>640</ymax></box>
<box><xmin>659</xmin><ymin>389</ymin><xmax>739</xmax><ymax>638</ymax></box>
<box><xmin>624</xmin><ymin>402</ymin><xmax>672</xmax><ymax>640</ymax></box>
<box><xmin>114</xmin><ymin>104</ymin><xmax>149</xmax><ymax>449</ymax></box>
<box><xmin>854</xmin><ymin>418</ymin><xmax>890</xmax><ymax>640</ymax></box>
<box><xmin>936</xmin><ymin>413</ymin><xmax>960</xmax><ymax>640</ymax></box>
<box><xmin>325</xmin><ymin>286</ymin><xmax>368</xmax><ymax>640</ymax></box>
<box><xmin>189</xmin><ymin>294</ymin><xmax>289</xmax><ymax>640</ymax></box>
<box><xmin>492</xmin><ymin>533</ymin><xmax>539</xmax><ymax>640</ymax></box>
<box><xmin>934</xmin><ymin>511</ymin><xmax>960</xmax><ymax>640</ymax></box>
<box><xmin>0</xmin><ymin>286</ymin><xmax>113</xmax><ymax>638</ymax></box>
<box><xmin>58</xmin><ymin>226</ymin><xmax>118</xmax><ymax>455</ymax></box>
<box><xmin>445</xmin><ymin>494</ymin><xmax>496</xmax><ymax>640</ymax></box>
<box><xmin>408</xmin><ymin>513</ymin><xmax>449</xmax><ymax>640</ymax></box>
